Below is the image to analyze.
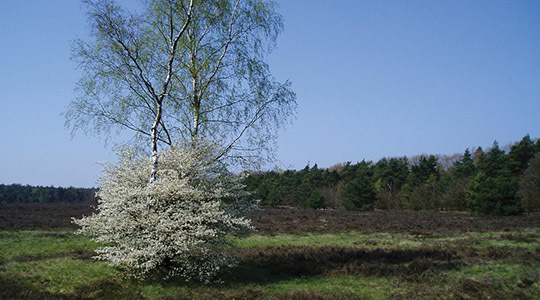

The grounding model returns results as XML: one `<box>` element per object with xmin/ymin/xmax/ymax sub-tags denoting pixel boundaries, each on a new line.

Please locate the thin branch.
<box><xmin>215</xmin><ymin>99</ymin><xmax>270</xmax><ymax>161</ymax></box>
<box><xmin>197</xmin><ymin>0</ymin><xmax>240</xmax><ymax>100</ymax></box>
<box><xmin>158</xmin><ymin>0</ymin><xmax>194</xmax><ymax>102</ymax></box>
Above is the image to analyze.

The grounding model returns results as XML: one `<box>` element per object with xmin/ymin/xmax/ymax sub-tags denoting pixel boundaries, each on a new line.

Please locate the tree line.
<box><xmin>2</xmin><ymin>134</ymin><xmax>539</xmax><ymax>215</ymax></box>
<box><xmin>0</xmin><ymin>184</ymin><xmax>97</xmax><ymax>203</ymax></box>
<box><xmin>245</xmin><ymin>135</ymin><xmax>540</xmax><ymax>215</ymax></box>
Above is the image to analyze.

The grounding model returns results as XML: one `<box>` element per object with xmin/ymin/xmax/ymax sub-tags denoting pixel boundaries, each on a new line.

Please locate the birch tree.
<box><xmin>65</xmin><ymin>0</ymin><xmax>296</xmax><ymax>180</ymax></box>
<box><xmin>68</xmin><ymin>0</ymin><xmax>294</xmax><ymax>281</ymax></box>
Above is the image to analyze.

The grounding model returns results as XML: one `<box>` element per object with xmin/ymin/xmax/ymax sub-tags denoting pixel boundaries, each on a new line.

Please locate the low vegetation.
<box><xmin>1</xmin><ymin>204</ymin><xmax>539</xmax><ymax>299</ymax></box>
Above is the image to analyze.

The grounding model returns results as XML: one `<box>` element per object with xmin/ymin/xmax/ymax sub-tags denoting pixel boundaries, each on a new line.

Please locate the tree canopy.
<box><xmin>67</xmin><ymin>0</ymin><xmax>293</xmax><ymax>282</ymax></box>
<box><xmin>65</xmin><ymin>0</ymin><xmax>296</xmax><ymax>177</ymax></box>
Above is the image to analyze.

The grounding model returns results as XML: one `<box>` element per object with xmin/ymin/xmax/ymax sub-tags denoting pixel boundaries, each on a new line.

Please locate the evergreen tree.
<box><xmin>467</xmin><ymin>142</ymin><xmax>521</xmax><ymax>215</ymax></box>
<box><xmin>507</xmin><ymin>135</ymin><xmax>537</xmax><ymax>175</ymax></box>
<box><xmin>409</xmin><ymin>155</ymin><xmax>439</xmax><ymax>187</ymax></box>
<box><xmin>518</xmin><ymin>152</ymin><xmax>540</xmax><ymax>214</ymax></box>
<box><xmin>341</xmin><ymin>163</ymin><xmax>376</xmax><ymax>211</ymax></box>
<box><xmin>342</xmin><ymin>177</ymin><xmax>377</xmax><ymax>211</ymax></box>
<box><xmin>454</xmin><ymin>149</ymin><xmax>476</xmax><ymax>177</ymax></box>
<box><xmin>467</xmin><ymin>171</ymin><xmax>520</xmax><ymax>215</ymax></box>
<box><xmin>294</xmin><ymin>181</ymin><xmax>314</xmax><ymax>208</ymax></box>
<box><xmin>476</xmin><ymin>142</ymin><xmax>506</xmax><ymax>177</ymax></box>
<box><xmin>307</xmin><ymin>189</ymin><xmax>326</xmax><ymax>209</ymax></box>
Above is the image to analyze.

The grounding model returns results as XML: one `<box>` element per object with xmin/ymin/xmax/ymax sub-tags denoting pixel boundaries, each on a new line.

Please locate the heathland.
<box><xmin>1</xmin><ymin>203</ymin><xmax>539</xmax><ymax>299</ymax></box>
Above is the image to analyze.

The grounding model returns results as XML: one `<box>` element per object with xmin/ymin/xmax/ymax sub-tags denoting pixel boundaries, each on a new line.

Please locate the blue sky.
<box><xmin>1</xmin><ymin>0</ymin><xmax>539</xmax><ymax>187</ymax></box>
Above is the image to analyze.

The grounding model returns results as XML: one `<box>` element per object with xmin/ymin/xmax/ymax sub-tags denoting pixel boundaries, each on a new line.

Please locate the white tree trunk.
<box><xmin>150</xmin><ymin>102</ymin><xmax>163</xmax><ymax>183</ymax></box>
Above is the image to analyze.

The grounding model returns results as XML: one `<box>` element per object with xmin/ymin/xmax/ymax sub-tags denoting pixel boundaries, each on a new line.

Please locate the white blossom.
<box><xmin>74</xmin><ymin>140</ymin><xmax>255</xmax><ymax>282</ymax></box>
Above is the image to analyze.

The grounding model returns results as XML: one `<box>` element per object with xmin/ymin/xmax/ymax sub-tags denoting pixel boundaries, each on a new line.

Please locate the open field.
<box><xmin>1</xmin><ymin>203</ymin><xmax>539</xmax><ymax>299</ymax></box>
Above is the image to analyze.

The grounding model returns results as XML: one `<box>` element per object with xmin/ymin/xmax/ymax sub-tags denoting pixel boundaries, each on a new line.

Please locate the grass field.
<box><xmin>1</xmin><ymin>204</ymin><xmax>539</xmax><ymax>299</ymax></box>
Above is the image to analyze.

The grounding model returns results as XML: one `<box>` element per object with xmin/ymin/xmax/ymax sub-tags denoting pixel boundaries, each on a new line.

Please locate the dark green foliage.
<box><xmin>508</xmin><ymin>135</ymin><xmax>537</xmax><ymax>175</ymax></box>
<box><xmin>241</xmin><ymin>135</ymin><xmax>539</xmax><ymax>215</ymax></box>
<box><xmin>403</xmin><ymin>156</ymin><xmax>441</xmax><ymax>211</ymax></box>
<box><xmin>454</xmin><ymin>149</ymin><xmax>476</xmax><ymax>178</ymax></box>
<box><xmin>307</xmin><ymin>189</ymin><xmax>326</xmax><ymax>209</ymax></box>
<box><xmin>325</xmin><ymin>169</ymin><xmax>340</xmax><ymax>186</ymax></box>
<box><xmin>518</xmin><ymin>152</ymin><xmax>540</xmax><ymax>214</ymax></box>
<box><xmin>467</xmin><ymin>171</ymin><xmax>521</xmax><ymax>215</ymax></box>
<box><xmin>294</xmin><ymin>182</ymin><xmax>314</xmax><ymax>208</ymax></box>
<box><xmin>465</xmin><ymin>139</ymin><xmax>535</xmax><ymax>216</ymax></box>
<box><xmin>342</xmin><ymin>177</ymin><xmax>377</xmax><ymax>211</ymax></box>
<box><xmin>476</xmin><ymin>142</ymin><xmax>506</xmax><ymax>177</ymax></box>
<box><xmin>0</xmin><ymin>184</ymin><xmax>96</xmax><ymax>203</ymax></box>
<box><xmin>409</xmin><ymin>155</ymin><xmax>439</xmax><ymax>187</ymax></box>
<box><xmin>246</xmin><ymin>164</ymin><xmax>336</xmax><ymax>208</ymax></box>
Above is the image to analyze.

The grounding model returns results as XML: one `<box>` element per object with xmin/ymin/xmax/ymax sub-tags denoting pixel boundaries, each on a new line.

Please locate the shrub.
<box><xmin>74</xmin><ymin>141</ymin><xmax>255</xmax><ymax>282</ymax></box>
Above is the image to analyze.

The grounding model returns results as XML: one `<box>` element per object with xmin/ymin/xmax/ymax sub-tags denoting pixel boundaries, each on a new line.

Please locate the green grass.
<box><xmin>236</xmin><ymin>231</ymin><xmax>425</xmax><ymax>249</ymax></box>
<box><xmin>0</xmin><ymin>230</ymin><xmax>98</xmax><ymax>260</ymax></box>
<box><xmin>8</xmin><ymin>257</ymin><xmax>114</xmax><ymax>294</ymax></box>
<box><xmin>236</xmin><ymin>228</ymin><xmax>540</xmax><ymax>250</ymax></box>
<box><xmin>1</xmin><ymin>227</ymin><xmax>539</xmax><ymax>299</ymax></box>
<box><xmin>266</xmin><ymin>275</ymin><xmax>404</xmax><ymax>299</ymax></box>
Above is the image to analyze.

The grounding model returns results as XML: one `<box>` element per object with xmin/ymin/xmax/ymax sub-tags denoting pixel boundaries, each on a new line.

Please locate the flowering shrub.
<box><xmin>74</xmin><ymin>141</ymin><xmax>255</xmax><ymax>281</ymax></box>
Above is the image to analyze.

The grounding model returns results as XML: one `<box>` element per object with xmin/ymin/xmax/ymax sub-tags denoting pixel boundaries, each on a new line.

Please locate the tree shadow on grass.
<box><xmin>72</xmin><ymin>278</ymin><xmax>146</xmax><ymax>300</ymax></box>
<box><xmin>0</xmin><ymin>273</ymin><xmax>63</xmax><ymax>300</ymax></box>
<box><xmin>13</xmin><ymin>249</ymin><xmax>96</xmax><ymax>263</ymax></box>
<box><xmin>223</xmin><ymin>245</ymin><xmax>462</xmax><ymax>285</ymax></box>
<box><xmin>139</xmin><ymin>245</ymin><xmax>462</xmax><ymax>288</ymax></box>
<box><xmin>0</xmin><ymin>273</ymin><xmax>146</xmax><ymax>300</ymax></box>
<box><xmin>5</xmin><ymin>245</ymin><xmax>464</xmax><ymax>299</ymax></box>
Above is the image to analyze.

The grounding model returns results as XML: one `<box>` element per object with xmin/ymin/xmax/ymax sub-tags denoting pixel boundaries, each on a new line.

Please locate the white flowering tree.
<box><xmin>75</xmin><ymin>140</ymin><xmax>255</xmax><ymax>281</ymax></box>
<box><xmin>67</xmin><ymin>0</ymin><xmax>294</xmax><ymax>281</ymax></box>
